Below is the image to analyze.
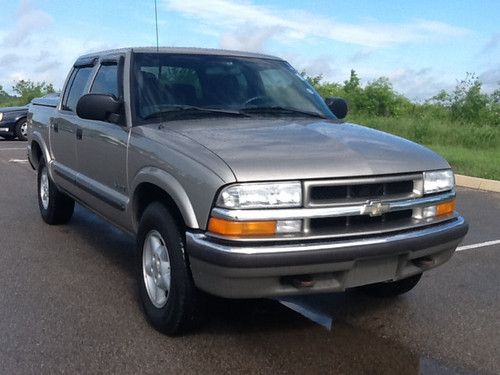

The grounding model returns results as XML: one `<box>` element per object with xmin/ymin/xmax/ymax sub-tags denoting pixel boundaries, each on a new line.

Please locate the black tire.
<box><xmin>37</xmin><ymin>159</ymin><xmax>75</xmax><ymax>224</ymax></box>
<box><xmin>1</xmin><ymin>134</ymin><xmax>16</xmax><ymax>140</ymax></box>
<box><xmin>137</xmin><ymin>202</ymin><xmax>202</xmax><ymax>335</ymax></box>
<box><xmin>15</xmin><ymin>118</ymin><xmax>28</xmax><ymax>141</ymax></box>
<box><xmin>360</xmin><ymin>273</ymin><xmax>422</xmax><ymax>298</ymax></box>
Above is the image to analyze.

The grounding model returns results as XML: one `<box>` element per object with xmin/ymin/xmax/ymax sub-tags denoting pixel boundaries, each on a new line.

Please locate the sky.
<box><xmin>0</xmin><ymin>0</ymin><xmax>498</xmax><ymax>101</ymax></box>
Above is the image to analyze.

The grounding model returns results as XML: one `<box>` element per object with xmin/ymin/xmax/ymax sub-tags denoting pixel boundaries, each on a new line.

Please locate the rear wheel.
<box><xmin>15</xmin><ymin>119</ymin><xmax>28</xmax><ymax>141</ymax></box>
<box><xmin>37</xmin><ymin>159</ymin><xmax>75</xmax><ymax>224</ymax></box>
<box><xmin>137</xmin><ymin>202</ymin><xmax>202</xmax><ymax>335</ymax></box>
<box><xmin>360</xmin><ymin>273</ymin><xmax>422</xmax><ymax>297</ymax></box>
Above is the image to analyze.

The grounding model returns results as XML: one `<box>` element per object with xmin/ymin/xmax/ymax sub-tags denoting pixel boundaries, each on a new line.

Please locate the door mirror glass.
<box><xmin>76</xmin><ymin>94</ymin><xmax>122</xmax><ymax>123</ymax></box>
<box><xmin>325</xmin><ymin>97</ymin><xmax>348</xmax><ymax>120</ymax></box>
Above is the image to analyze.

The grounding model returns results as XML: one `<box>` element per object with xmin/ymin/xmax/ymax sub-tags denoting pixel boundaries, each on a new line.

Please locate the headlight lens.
<box><xmin>216</xmin><ymin>182</ymin><xmax>302</xmax><ymax>209</ymax></box>
<box><xmin>0</xmin><ymin>113</ymin><xmax>3</xmax><ymax>121</ymax></box>
<box><xmin>423</xmin><ymin>170</ymin><xmax>454</xmax><ymax>194</ymax></box>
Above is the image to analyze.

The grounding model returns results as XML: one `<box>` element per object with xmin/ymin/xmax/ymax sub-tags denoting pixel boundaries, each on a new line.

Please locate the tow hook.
<box><xmin>413</xmin><ymin>256</ymin><xmax>436</xmax><ymax>269</ymax></box>
<box><xmin>282</xmin><ymin>274</ymin><xmax>316</xmax><ymax>289</ymax></box>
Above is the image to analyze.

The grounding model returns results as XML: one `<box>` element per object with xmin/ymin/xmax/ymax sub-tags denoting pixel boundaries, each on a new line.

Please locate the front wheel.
<box><xmin>137</xmin><ymin>202</ymin><xmax>202</xmax><ymax>335</ymax></box>
<box><xmin>359</xmin><ymin>273</ymin><xmax>422</xmax><ymax>297</ymax></box>
<box><xmin>15</xmin><ymin>119</ymin><xmax>28</xmax><ymax>141</ymax></box>
<box><xmin>37</xmin><ymin>159</ymin><xmax>75</xmax><ymax>224</ymax></box>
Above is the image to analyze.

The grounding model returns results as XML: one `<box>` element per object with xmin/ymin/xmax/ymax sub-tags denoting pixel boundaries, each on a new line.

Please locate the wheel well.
<box><xmin>30</xmin><ymin>141</ymin><xmax>43</xmax><ymax>169</ymax></box>
<box><xmin>133</xmin><ymin>183</ymin><xmax>186</xmax><ymax>230</ymax></box>
<box><xmin>16</xmin><ymin>116</ymin><xmax>27</xmax><ymax>124</ymax></box>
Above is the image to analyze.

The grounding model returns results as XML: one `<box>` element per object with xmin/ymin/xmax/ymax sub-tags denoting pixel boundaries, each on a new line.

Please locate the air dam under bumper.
<box><xmin>187</xmin><ymin>216</ymin><xmax>468</xmax><ymax>298</ymax></box>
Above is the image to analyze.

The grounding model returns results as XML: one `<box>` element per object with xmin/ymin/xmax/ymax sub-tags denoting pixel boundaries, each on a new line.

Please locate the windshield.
<box><xmin>132</xmin><ymin>53</ymin><xmax>334</xmax><ymax>122</ymax></box>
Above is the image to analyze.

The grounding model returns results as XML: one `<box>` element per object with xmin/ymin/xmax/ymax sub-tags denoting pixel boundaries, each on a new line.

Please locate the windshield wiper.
<box><xmin>240</xmin><ymin>106</ymin><xmax>328</xmax><ymax>119</ymax></box>
<box><xmin>143</xmin><ymin>105</ymin><xmax>249</xmax><ymax>120</ymax></box>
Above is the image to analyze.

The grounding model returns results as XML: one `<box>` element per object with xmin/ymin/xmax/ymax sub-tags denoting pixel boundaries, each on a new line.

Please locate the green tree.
<box><xmin>0</xmin><ymin>84</ymin><xmax>8</xmax><ymax>98</ymax></box>
<box><xmin>12</xmin><ymin>80</ymin><xmax>55</xmax><ymax>105</ymax></box>
<box><xmin>343</xmin><ymin>69</ymin><xmax>361</xmax><ymax>94</ymax></box>
<box><xmin>449</xmin><ymin>73</ymin><xmax>489</xmax><ymax>124</ymax></box>
<box><xmin>341</xmin><ymin>70</ymin><xmax>365</xmax><ymax>113</ymax></box>
<box><xmin>362</xmin><ymin>77</ymin><xmax>398</xmax><ymax>116</ymax></box>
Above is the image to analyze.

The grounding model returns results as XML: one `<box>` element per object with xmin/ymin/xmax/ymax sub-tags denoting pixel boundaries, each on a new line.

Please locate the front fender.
<box><xmin>130</xmin><ymin>167</ymin><xmax>199</xmax><ymax>229</ymax></box>
<box><xmin>14</xmin><ymin>113</ymin><xmax>27</xmax><ymax>123</ymax></box>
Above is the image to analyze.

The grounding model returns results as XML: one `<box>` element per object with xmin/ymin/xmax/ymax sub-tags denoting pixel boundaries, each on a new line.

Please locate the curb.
<box><xmin>455</xmin><ymin>174</ymin><xmax>500</xmax><ymax>193</ymax></box>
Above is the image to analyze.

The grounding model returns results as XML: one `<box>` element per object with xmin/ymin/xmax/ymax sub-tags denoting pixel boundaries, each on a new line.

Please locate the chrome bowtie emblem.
<box><xmin>363</xmin><ymin>200</ymin><xmax>390</xmax><ymax>217</ymax></box>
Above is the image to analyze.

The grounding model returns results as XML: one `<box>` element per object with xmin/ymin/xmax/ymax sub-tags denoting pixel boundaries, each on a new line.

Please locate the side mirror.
<box><xmin>76</xmin><ymin>94</ymin><xmax>122</xmax><ymax>123</ymax></box>
<box><xmin>325</xmin><ymin>97</ymin><xmax>348</xmax><ymax>120</ymax></box>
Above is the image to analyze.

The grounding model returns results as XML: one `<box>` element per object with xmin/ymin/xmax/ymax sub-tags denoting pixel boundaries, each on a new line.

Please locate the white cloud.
<box><xmin>163</xmin><ymin>0</ymin><xmax>470</xmax><ymax>50</ymax></box>
<box><xmin>386</xmin><ymin>68</ymin><xmax>454</xmax><ymax>101</ymax></box>
<box><xmin>479</xmin><ymin>68</ymin><xmax>500</xmax><ymax>93</ymax></box>
<box><xmin>481</xmin><ymin>32</ymin><xmax>500</xmax><ymax>55</ymax></box>
<box><xmin>0</xmin><ymin>0</ymin><xmax>53</xmax><ymax>47</ymax></box>
<box><xmin>219</xmin><ymin>25</ymin><xmax>284</xmax><ymax>51</ymax></box>
<box><xmin>0</xmin><ymin>2</ymin><xmax>109</xmax><ymax>94</ymax></box>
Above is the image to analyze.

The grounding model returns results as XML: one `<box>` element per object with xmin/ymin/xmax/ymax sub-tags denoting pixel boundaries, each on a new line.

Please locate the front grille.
<box><xmin>303</xmin><ymin>174</ymin><xmax>424</xmax><ymax>237</ymax></box>
<box><xmin>306</xmin><ymin>174</ymin><xmax>421</xmax><ymax>206</ymax></box>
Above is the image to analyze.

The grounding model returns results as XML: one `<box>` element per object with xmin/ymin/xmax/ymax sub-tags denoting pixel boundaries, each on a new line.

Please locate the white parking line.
<box><xmin>8</xmin><ymin>159</ymin><xmax>28</xmax><ymax>163</ymax></box>
<box><xmin>457</xmin><ymin>239</ymin><xmax>500</xmax><ymax>252</ymax></box>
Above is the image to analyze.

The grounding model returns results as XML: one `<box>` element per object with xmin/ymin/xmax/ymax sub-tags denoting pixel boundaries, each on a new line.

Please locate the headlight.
<box><xmin>423</xmin><ymin>170</ymin><xmax>454</xmax><ymax>194</ymax></box>
<box><xmin>216</xmin><ymin>181</ymin><xmax>302</xmax><ymax>209</ymax></box>
<box><xmin>0</xmin><ymin>113</ymin><xmax>3</xmax><ymax>121</ymax></box>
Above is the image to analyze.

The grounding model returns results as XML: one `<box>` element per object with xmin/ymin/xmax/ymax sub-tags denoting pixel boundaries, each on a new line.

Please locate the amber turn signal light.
<box><xmin>208</xmin><ymin>217</ymin><xmax>277</xmax><ymax>236</ymax></box>
<box><xmin>436</xmin><ymin>200</ymin><xmax>456</xmax><ymax>216</ymax></box>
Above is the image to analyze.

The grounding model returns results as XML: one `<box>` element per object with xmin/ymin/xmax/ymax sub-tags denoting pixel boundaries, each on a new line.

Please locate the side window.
<box><xmin>63</xmin><ymin>67</ymin><xmax>93</xmax><ymax>112</ymax></box>
<box><xmin>90</xmin><ymin>64</ymin><xmax>119</xmax><ymax>97</ymax></box>
<box><xmin>61</xmin><ymin>69</ymin><xmax>76</xmax><ymax>110</ymax></box>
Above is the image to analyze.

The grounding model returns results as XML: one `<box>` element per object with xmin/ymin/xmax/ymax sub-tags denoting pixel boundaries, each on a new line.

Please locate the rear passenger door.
<box><xmin>50</xmin><ymin>58</ymin><xmax>95</xmax><ymax>195</ymax></box>
<box><xmin>75</xmin><ymin>55</ymin><xmax>130</xmax><ymax>225</ymax></box>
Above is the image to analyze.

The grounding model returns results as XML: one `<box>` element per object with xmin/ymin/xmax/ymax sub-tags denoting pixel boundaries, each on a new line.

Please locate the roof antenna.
<box><xmin>154</xmin><ymin>0</ymin><xmax>160</xmax><ymax>52</ymax></box>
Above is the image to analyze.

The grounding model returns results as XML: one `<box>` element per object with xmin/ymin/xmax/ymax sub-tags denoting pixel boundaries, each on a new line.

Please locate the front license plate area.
<box><xmin>345</xmin><ymin>257</ymin><xmax>399</xmax><ymax>288</ymax></box>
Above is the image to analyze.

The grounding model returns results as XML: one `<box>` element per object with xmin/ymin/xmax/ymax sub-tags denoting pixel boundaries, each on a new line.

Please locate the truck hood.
<box><xmin>163</xmin><ymin>118</ymin><xmax>450</xmax><ymax>182</ymax></box>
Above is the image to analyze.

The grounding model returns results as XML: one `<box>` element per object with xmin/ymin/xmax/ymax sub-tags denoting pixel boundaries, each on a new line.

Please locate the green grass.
<box><xmin>426</xmin><ymin>145</ymin><xmax>500</xmax><ymax>180</ymax></box>
<box><xmin>347</xmin><ymin>114</ymin><xmax>500</xmax><ymax>180</ymax></box>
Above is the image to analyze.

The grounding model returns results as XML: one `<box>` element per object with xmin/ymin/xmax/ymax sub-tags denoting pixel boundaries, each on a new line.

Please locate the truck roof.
<box><xmin>78</xmin><ymin>47</ymin><xmax>282</xmax><ymax>61</ymax></box>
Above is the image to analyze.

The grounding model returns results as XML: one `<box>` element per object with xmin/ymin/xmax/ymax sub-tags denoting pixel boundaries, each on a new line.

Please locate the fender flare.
<box><xmin>29</xmin><ymin>131</ymin><xmax>52</xmax><ymax>173</ymax></box>
<box><xmin>130</xmin><ymin>167</ymin><xmax>199</xmax><ymax>229</ymax></box>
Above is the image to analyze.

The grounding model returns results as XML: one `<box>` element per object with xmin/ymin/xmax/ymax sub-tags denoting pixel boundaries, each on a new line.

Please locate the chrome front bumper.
<box><xmin>187</xmin><ymin>216</ymin><xmax>468</xmax><ymax>298</ymax></box>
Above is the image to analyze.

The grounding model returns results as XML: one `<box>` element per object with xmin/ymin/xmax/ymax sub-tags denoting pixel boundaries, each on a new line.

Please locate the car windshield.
<box><xmin>132</xmin><ymin>52</ymin><xmax>335</xmax><ymax>122</ymax></box>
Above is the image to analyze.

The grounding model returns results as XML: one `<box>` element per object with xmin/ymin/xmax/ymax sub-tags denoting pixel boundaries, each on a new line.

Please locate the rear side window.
<box><xmin>63</xmin><ymin>67</ymin><xmax>93</xmax><ymax>112</ymax></box>
<box><xmin>90</xmin><ymin>64</ymin><xmax>119</xmax><ymax>98</ymax></box>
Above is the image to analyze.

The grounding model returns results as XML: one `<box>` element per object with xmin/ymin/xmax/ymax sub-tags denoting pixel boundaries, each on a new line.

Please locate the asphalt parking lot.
<box><xmin>0</xmin><ymin>139</ymin><xmax>499</xmax><ymax>374</ymax></box>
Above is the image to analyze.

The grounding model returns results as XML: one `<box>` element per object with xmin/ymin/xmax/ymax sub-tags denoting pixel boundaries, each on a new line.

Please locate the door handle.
<box><xmin>76</xmin><ymin>128</ymin><xmax>83</xmax><ymax>140</ymax></box>
<box><xmin>53</xmin><ymin>122</ymin><xmax>58</xmax><ymax>132</ymax></box>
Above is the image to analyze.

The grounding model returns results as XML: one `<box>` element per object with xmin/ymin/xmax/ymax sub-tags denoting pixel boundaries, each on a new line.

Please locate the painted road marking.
<box><xmin>457</xmin><ymin>239</ymin><xmax>500</xmax><ymax>252</ymax></box>
<box><xmin>8</xmin><ymin>159</ymin><xmax>29</xmax><ymax>163</ymax></box>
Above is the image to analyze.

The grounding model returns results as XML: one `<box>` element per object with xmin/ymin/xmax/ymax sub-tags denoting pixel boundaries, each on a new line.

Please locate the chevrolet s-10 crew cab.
<box><xmin>27</xmin><ymin>47</ymin><xmax>468</xmax><ymax>335</ymax></box>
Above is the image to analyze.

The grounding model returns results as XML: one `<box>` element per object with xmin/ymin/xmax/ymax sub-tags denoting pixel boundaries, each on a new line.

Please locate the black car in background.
<box><xmin>0</xmin><ymin>105</ymin><xmax>28</xmax><ymax>141</ymax></box>
<box><xmin>0</xmin><ymin>93</ymin><xmax>60</xmax><ymax>141</ymax></box>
